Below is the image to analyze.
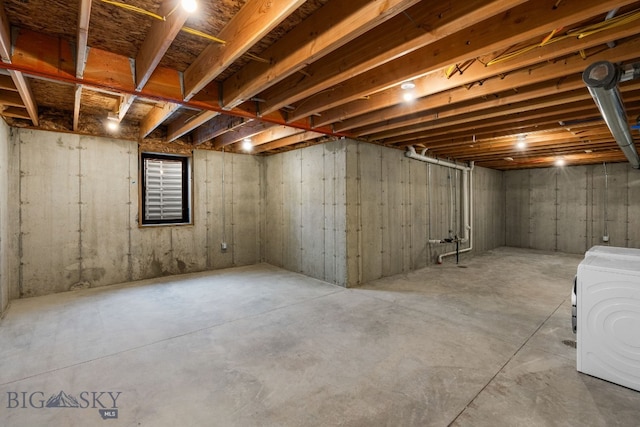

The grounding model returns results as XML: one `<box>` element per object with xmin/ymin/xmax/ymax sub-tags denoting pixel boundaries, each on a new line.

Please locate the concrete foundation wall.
<box><xmin>505</xmin><ymin>164</ymin><xmax>640</xmax><ymax>253</ymax></box>
<box><xmin>0</xmin><ymin>120</ymin><xmax>17</xmax><ymax>316</ymax></box>
<box><xmin>6</xmin><ymin>128</ymin><xmax>507</xmax><ymax>300</ymax></box>
<box><xmin>474</xmin><ymin>166</ymin><xmax>507</xmax><ymax>252</ymax></box>
<box><xmin>345</xmin><ymin>141</ymin><xmax>505</xmax><ymax>286</ymax></box>
<box><xmin>262</xmin><ymin>141</ymin><xmax>347</xmax><ymax>286</ymax></box>
<box><xmin>14</xmin><ymin>129</ymin><xmax>261</xmax><ymax>298</ymax></box>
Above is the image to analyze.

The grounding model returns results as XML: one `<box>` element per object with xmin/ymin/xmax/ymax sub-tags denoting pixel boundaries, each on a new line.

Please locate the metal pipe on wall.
<box><xmin>405</xmin><ymin>146</ymin><xmax>470</xmax><ymax>171</ymax></box>
<box><xmin>437</xmin><ymin>164</ymin><xmax>474</xmax><ymax>264</ymax></box>
<box><xmin>406</xmin><ymin>146</ymin><xmax>474</xmax><ymax>263</ymax></box>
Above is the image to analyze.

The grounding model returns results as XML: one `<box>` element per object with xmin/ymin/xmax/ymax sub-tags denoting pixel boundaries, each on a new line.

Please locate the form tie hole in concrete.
<box><xmin>562</xmin><ymin>340</ymin><xmax>577</xmax><ymax>349</ymax></box>
<box><xmin>457</xmin><ymin>265</ymin><xmax>468</xmax><ymax>268</ymax></box>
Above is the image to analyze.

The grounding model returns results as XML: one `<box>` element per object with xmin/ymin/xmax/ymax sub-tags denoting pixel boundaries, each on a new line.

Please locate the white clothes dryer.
<box><xmin>576</xmin><ymin>247</ymin><xmax>640</xmax><ymax>391</ymax></box>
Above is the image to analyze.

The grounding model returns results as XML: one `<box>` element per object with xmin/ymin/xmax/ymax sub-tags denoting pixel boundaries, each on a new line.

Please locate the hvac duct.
<box><xmin>583</xmin><ymin>61</ymin><xmax>640</xmax><ymax>169</ymax></box>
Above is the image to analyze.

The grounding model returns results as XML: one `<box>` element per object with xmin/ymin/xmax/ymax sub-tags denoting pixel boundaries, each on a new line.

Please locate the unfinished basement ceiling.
<box><xmin>0</xmin><ymin>0</ymin><xmax>639</xmax><ymax>170</ymax></box>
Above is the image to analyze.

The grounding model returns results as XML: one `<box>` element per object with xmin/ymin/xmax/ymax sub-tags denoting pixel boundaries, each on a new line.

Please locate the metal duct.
<box><xmin>583</xmin><ymin>61</ymin><xmax>640</xmax><ymax>169</ymax></box>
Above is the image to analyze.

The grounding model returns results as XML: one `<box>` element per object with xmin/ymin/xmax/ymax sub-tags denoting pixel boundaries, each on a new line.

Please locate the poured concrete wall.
<box><xmin>505</xmin><ymin>164</ymin><xmax>640</xmax><ymax>253</ymax></box>
<box><xmin>14</xmin><ymin>129</ymin><xmax>261</xmax><ymax>298</ymax></box>
<box><xmin>474</xmin><ymin>166</ymin><xmax>507</xmax><ymax>252</ymax></box>
<box><xmin>0</xmin><ymin>120</ymin><xmax>18</xmax><ymax>316</ymax></box>
<box><xmin>7</xmin><ymin>127</ymin><xmax>507</xmax><ymax>300</ymax></box>
<box><xmin>345</xmin><ymin>141</ymin><xmax>505</xmax><ymax>286</ymax></box>
<box><xmin>264</xmin><ymin>139</ymin><xmax>507</xmax><ymax>288</ymax></box>
<box><xmin>262</xmin><ymin>141</ymin><xmax>347</xmax><ymax>286</ymax></box>
<box><xmin>0</xmin><ymin>120</ymin><xmax>7</xmax><ymax>315</ymax></box>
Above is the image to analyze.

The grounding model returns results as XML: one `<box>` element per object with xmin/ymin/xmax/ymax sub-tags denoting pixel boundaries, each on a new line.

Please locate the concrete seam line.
<box><xmin>447</xmin><ymin>298</ymin><xmax>568</xmax><ymax>426</ymax></box>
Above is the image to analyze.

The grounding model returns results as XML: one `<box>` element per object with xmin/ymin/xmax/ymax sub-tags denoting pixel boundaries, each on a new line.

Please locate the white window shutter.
<box><xmin>144</xmin><ymin>158</ymin><xmax>184</xmax><ymax>221</ymax></box>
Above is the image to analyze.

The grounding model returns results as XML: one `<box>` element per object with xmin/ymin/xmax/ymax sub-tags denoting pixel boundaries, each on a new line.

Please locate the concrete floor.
<box><xmin>1</xmin><ymin>247</ymin><xmax>639</xmax><ymax>426</ymax></box>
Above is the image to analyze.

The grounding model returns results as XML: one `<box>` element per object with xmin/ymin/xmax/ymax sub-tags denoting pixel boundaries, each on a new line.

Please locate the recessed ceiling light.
<box><xmin>400</xmin><ymin>81</ymin><xmax>415</xmax><ymax>90</ymax></box>
<box><xmin>400</xmin><ymin>81</ymin><xmax>416</xmax><ymax>102</ymax></box>
<box><xmin>241</xmin><ymin>138</ymin><xmax>253</xmax><ymax>152</ymax></box>
<box><xmin>402</xmin><ymin>91</ymin><xmax>415</xmax><ymax>102</ymax></box>
<box><xmin>516</xmin><ymin>141</ymin><xmax>526</xmax><ymax>149</ymax></box>
<box><xmin>555</xmin><ymin>158</ymin><xmax>565</xmax><ymax>167</ymax></box>
<box><xmin>182</xmin><ymin>0</ymin><xmax>197</xmax><ymax>13</ymax></box>
<box><xmin>106</xmin><ymin>114</ymin><xmax>119</xmax><ymax>132</ymax></box>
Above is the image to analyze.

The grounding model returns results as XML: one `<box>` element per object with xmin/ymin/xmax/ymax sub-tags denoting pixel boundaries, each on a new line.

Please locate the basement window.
<box><xmin>140</xmin><ymin>153</ymin><xmax>191</xmax><ymax>225</ymax></box>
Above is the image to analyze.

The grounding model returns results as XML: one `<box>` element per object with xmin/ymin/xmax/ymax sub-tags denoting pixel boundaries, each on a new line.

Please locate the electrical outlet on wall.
<box><xmin>221</xmin><ymin>242</ymin><xmax>228</xmax><ymax>251</ymax></box>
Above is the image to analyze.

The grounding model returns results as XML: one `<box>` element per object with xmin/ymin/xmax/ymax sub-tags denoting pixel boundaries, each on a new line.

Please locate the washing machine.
<box><xmin>575</xmin><ymin>247</ymin><xmax>640</xmax><ymax>391</ymax></box>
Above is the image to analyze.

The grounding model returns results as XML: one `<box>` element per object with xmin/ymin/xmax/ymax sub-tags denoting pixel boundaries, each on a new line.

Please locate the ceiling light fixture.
<box><xmin>400</xmin><ymin>81</ymin><xmax>416</xmax><ymax>103</ymax></box>
<box><xmin>402</xmin><ymin>91</ymin><xmax>415</xmax><ymax>102</ymax></box>
<box><xmin>106</xmin><ymin>113</ymin><xmax>120</xmax><ymax>132</ymax></box>
<box><xmin>516</xmin><ymin>134</ymin><xmax>527</xmax><ymax>149</ymax></box>
<box><xmin>181</xmin><ymin>0</ymin><xmax>197</xmax><ymax>13</ymax></box>
<box><xmin>555</xmin><ymin>157</ymin><xmax>566</xmax><ymax>167</ymax></box>
<box><xmin>241</xmin><ymin>138</ymin><xmax>253</xmax><ymax>152</ymax></box>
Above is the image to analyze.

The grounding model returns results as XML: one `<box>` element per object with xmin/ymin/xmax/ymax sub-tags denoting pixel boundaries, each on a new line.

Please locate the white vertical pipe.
<box><xmin>437</xmin><ymin>162</ymin><xmax>474</xmax><ymax>264</ymax></box>
<box><xmin>404</xmin><ymin>146</ymin><xmax>474</xmax><ymax>264</ymax></box>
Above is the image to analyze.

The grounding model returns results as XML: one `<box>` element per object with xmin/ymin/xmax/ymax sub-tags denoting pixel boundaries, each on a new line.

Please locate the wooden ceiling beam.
<box><xmin>0</xmin><ymin>7</ymin><xmax>38</xmax><ymax>125</ymax></box>
<box><xmin>140</xmin><ymin>102</ymin><xmax>181</xmax><ymax>138</ymax></box>
<box><xmin>2</xmin><ymin>28</ymin><xmax>347</xmax><ymax>140</ymax></box>
<box><xmin>371</xmin><ymin>98</ymin><xmax>599</xmax><ymax>141</ymax></box>
<box><xmin>425</xmin><ymin>129</ymin><xmax>614</xmax><ymax>151</ymax></box>
<box><xmin>167</xmin><ymin>110</ymin><xmax>219</xmax><ymax>142</ymax></box>
<box><xmin>116</xmin><ymin>94</ymin><xmax>136</xmax><ymax>122</ymax></box>
<box><xmin>460</xmin><ymin>145</ymin><xmax>629</xmax><ymax>166</ymax></box>
<box><xmin>73</xmin><ymin>85</ymin><xmax>82</xmax><ymax>132</ymax></box>
<box><xmin>192</xmin><ymin>114</ymin><xmax>247</xmax><ymax>146</ymax></box>
<box><xmin>136</xmin><ymin>0</ymin><xmax>189</xmax><ymax>91</ymax></box>
<box><xmin>288</xmin><ymin>0</ymin><xmax>638</xmax><ymax>123</ymax></box>
<box><xmin>387</xmin><ymin>108</ymin><xmax>603</xmax><ymax>146</ymax></box>
<box><xmin>76</xmin><ymin>0</ymin><xmax>91</xmax><ymax>78</ymax></box>
<box><xmin>221</xmin><ymin>0</ymin><xmax>424</xmax><ymax>109</ymax></box>
<box><xmin>0</xmin><ymin>87</ymin><xmax>25</xmax><ymax>107</ymax></box>
<box><xmin>73</xmin><ymin>85</ymin><xmax>83</xmax><ymax>131</ymax></box>
<box><xmin>258</xmin><ymin>0</ymin><xmax>526</xmax><ymax>116</ymax></box>
<box><xmin>247</xmin><ymin>126</ymin><xmax>304</xmax><ymax>148</ymax></box>
<box><xmin>483</xmin><ymin>151</ymin><xmax>629</xmax><ymax>170</ymax></box>
<box><xmin>74</xmin><ymin>0</ymin><xmax>91</xmax><ymax>131</ymax></box>
<box><xmin>183</xmin><ymin>0</ymin><xmax>306</xmax><ymax>101</ymax></box>
<box><xmin>354</xmin><ymin>76</ymin><xmax>587</xmax><ymax>137</ymax></box>
<box><xmin>103</xmin><ymin>0</ymin><xmax>189</xmax><ymax>128</ymax></box>
<box><xmin>253</xmin><ymin>131</ymin><xmax>325</xmax><ymax>154</ymax></box>
<box><xmin>213</xmin><ymin>121</ymin><xmax>279</xmax><ymax>149</ymax></box>
<box><xmin>434</xmin><ymin>143</ymin><xmax>618</xmax><ymax>162</ymax></box>
<box><xmin>366</xmin><ymin>82</ymin><xmax>640</xmax><ymax>141</ymax></box>
<box><xmin>399</xmin><ymin>119</ymin><xmax>608</xmax><ymax>148</ymax></box>
<box><xmin>7</xmin><ymin>71</ymin><xmax>37</xmax><ymax>125</ymax></box>
<box><xmin>348</xmin><ymin>75</ymin><xmax>588</xmax><ymax>135</ymax></box>
<box><xmin>1</xmin><ymin>106</ymin><xmax>30</xmax><ymax>120</ymax></box>
<box><xmin>390</xmin><ymin>101</ymin><xmax>640</xmax><ymax>149</ymax></box>
<box><xmin>0</xmin><ymin>74</ymin><xmax>16</xmax><ymax>91</ymax></box>
<box><xmin>430</xmin><ymin>136</ymin><xmax>616</xmax><ymax>157</ymax></box>
<box><xmin>327</xmin><ymin>17</ymin><xmax>640</xmax><ymax>130</ymax></box>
